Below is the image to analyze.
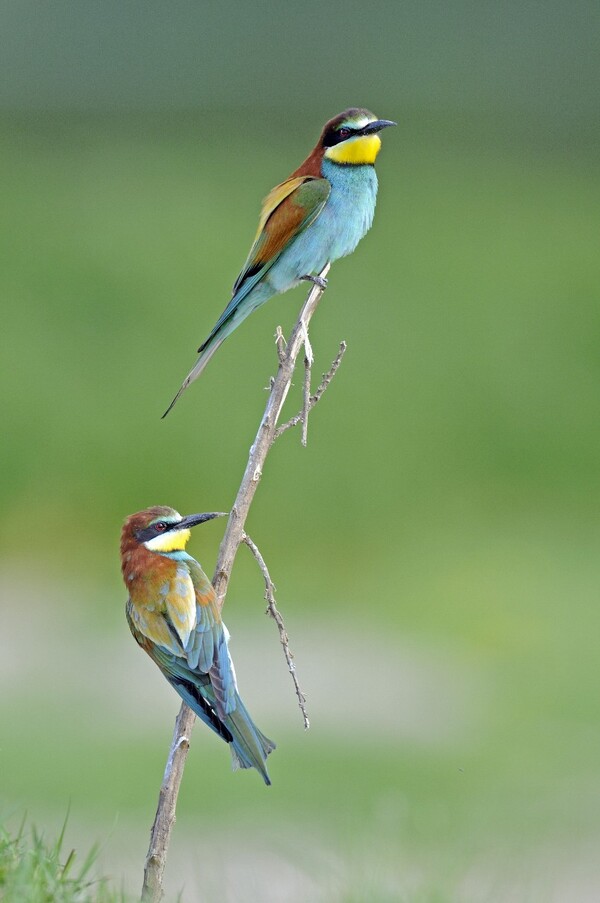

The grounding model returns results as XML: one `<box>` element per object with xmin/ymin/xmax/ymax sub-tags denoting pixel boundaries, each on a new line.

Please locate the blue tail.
<box><xmin>168</xmin><ymin>676</ymin><xmax>275</xmax><ymax>785</ymax></box>
<box><xmin>225</xmin><ymin>693</ymin><xmax>276</xmax><ymax>786</ymax></box>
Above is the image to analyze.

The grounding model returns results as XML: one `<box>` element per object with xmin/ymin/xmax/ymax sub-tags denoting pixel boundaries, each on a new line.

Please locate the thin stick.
<box><xmin>211</xmin><ymin>262</ymin><xmax>331</xmax><ymax>604</ymax></box>
<box><xmin>141</xmin><ymin>714</ymin><xmax>190</xmax><ymax>902</ymax></box>
<box><xmin>301</xmin><ymin>354</ymin><xmax>311</xmax><ymax>447</ymax></box>
<box><xmin>141</xmin><ymin>264</ymin><xmax>331</xmax><ymax>903</ymax></box>
<box><xmin>275</xmin><ymin>341</ymin><xmax>347</xmax><ymax>440</ymax></box>
<box><xmin>275</xmin><ymin>325</ymin><xmax>287</xmax><ymax>363</ymax></box>
<box><xmin>241</xmin><ymin>532</ymin><xmax>310</xmax><ymax>729</ymax></box>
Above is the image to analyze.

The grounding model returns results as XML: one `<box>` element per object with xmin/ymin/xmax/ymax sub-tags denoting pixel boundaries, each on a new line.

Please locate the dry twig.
<box><xmin>301</xmin><ymin>353</ymin><xmax>311</xmax><ymax>447</ymax></box>
<box><xmin>141</xmin><ymin>262</ymin><xmax>343</xmax><ymax>902</ymax></box>
<box><xmin>275</xmin><ymin>325</ymin><xmax>287</xmax><ymax>363</ymax></box>
<box><xmin>275</xmin><ymin>341</ymin><xmax>347</xmax><ymax>440</ymax></box>
<box><xmin>241</xmin><ymin>532</ymin><xmax>310</xmax><ymax>729</ymax></box>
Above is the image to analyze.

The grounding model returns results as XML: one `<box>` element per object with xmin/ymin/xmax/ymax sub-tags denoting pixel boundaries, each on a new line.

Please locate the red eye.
<box><xmin>338</xmin><ymin>127</ymin><xmax>351</xmax><ymax>139</ymax></box>
<box><xmin>155</xmin><ymin>522</ymin><xmax>167</xmax><ymax>531</ymax></box>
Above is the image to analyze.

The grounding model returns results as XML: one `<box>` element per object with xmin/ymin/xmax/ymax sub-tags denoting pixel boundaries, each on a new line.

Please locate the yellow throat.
<box><xmin>324</xmin><ymin>133</ymin><xmax>382</xmax><ymax>165</ymax></box>
<box><xmin>145</xmin><ymin>527</ymin><xmax>191</xmax><ymax>553</ymax></box>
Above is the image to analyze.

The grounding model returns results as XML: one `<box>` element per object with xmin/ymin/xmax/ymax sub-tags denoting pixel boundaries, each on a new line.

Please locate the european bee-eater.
<box><xmin>121</xmin><ymin>506</ymin><xmax>275</xmax><ymax>784</ymax></box>
<box><xmin>163</xmin><ymin>107</ymin><xmax>396</xmax><ymax>415</ymax></box>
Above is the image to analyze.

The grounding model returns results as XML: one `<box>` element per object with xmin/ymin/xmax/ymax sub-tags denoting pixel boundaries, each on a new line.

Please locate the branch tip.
<box><xmin>242</xmin><ymin>532</ymin><xmax>310</xmax><ymax>730</ymax></box>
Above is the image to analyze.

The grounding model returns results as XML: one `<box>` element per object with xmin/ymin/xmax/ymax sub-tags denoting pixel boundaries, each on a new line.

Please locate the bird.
<box><xmin>163</xmin><ymin>107</ymin><xmax>396</xmax><ymax>416</ymax></box>
<box><xmin>120</xmin><ymin>505</ymin><xmax>275</xmax><ymax>785</ymax></box>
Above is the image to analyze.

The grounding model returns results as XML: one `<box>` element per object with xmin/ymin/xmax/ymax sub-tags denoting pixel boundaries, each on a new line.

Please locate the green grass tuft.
<box><xmin>0</xmin><ymin>815</ymin><xmax>125</xmax><ymax>903</ymax></box>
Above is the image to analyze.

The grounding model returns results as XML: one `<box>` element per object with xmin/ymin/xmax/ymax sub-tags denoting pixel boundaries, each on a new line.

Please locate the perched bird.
<box><xmin>121</xmin><ymin>505</ymin><xmax>275</xmax><ymax>784</ymax></box>
<box><xmin>163</xmin><ymin>107</ymin><xmax>396</xmax><ymax>415</ymax></box>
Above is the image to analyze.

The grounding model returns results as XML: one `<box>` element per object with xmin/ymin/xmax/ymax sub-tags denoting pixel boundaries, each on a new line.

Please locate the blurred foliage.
<box><xmin>0</xmin><ymin>816</ymin><xmax>125</xmax><ymax>902</ymax></box>
<box><xmin>1</xmin><ymin>3</ymin><xmax>599</xmax><ymax>895</ymax></box>
<box><xmin>2</xmin><ymin>108</ymin><xmax>599</xmax><ymax>899</ymax></box>
<box><xmin>3</xmin><ymin>110</ymin><xmax>599</xmax><ymax>567</ymax></box>
<box><xmin>0</xmin><ymin>2</ymin><xmax>598</xmax><ymax>118</ymax></box>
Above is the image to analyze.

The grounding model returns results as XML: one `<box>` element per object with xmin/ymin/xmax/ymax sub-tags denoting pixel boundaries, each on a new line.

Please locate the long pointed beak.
<box><xmin>361</xmin><ymin>119</ymin><xmax>397</xmax><ymax>135</ymax></box>
<box><xmin>178</xmin><ymin>511</ymin><xmax>228</xmax><ymax>529</ymax></box>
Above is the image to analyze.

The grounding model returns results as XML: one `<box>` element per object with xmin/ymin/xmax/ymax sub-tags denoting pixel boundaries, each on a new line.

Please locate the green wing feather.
<box><xmin>126</xmin><ymin>560</ymin><xmax>275</xmax><ymax>783</ymax></box>
<box><xmin>193</xmin><ymin>176</ymin><xmax>330</xmax><ymax>352</ymax></box>
<box><xmin>232</xmin><ymin>175</ymin><xmax>331</xmax><ymax>298</ymax></box>
<box><xmin>162</xmin><ymin>175</ymin><xmax>331</xmax><ymax>416</ymax></box>
<box><xmin>187</xmin><ymin>176</ymin><xmax>329</xmax><ymax>362</ymax></box>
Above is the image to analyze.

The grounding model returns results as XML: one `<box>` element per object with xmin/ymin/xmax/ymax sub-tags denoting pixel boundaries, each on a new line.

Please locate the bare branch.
<box><xmin>212</xmin><ymin>262</ymin><xmax>331</xmax><ymax>604</ymax></box>
<box><xmin>141</xmin><ymin>710</ymin><xmax>190</xmax><ymax>902</ymax></box>
<box><xmin>301</xmin><ymin>353</ymin><xmax>311</xmax><ymax>447</ymax></box>
<box><xmin>275</xmin><ymin>340</ymin><xmax>347</xmax><ymax>440</ymax></box>
<box><xmin>275</xmin><ymin>325</ymin><xmax>287</xmax><ymax>363</ymax></box>
<box><xmin>141</xmin><ymin>264</ymin><xmax>331</xmax><ymax>902</ymax></box>
<box><xmin>241</xmin><ymin>532</ymin><xmax>310</xmax><ymax>729</ymax></box>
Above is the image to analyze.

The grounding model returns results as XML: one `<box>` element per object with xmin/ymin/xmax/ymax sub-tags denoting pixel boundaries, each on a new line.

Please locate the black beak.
<box><xmin>178</xmin><ymin>512</ymin><xmax>228</xmax><ymax>529</ymax></box>
<box><xmin>361</xmin><ymin>119</ymin><xmax>397</xmax><ymax>135</ymax></box>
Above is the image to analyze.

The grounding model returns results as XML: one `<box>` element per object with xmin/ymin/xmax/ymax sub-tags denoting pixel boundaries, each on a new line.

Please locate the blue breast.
<box><xmin>267</xmin><ymin>160</ymin><xmax>378</xmax><ymax>292</ymax></box>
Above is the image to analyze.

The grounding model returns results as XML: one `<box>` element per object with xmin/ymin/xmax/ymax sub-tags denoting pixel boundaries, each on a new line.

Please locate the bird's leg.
<box><xmin>301</xmin><ymin>273</ymin><xmax>328</xmax><ymax>290</ymax></box>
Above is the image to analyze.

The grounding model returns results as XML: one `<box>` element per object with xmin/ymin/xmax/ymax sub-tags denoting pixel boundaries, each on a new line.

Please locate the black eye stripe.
<box><xmin>324</xmin><ymin>126</ymin><xmax>352</xmax><ymax>147</ymax></box>
<box><xmin>136</xmin><ymin>521</ymin><xmax>177</xmax><ymax>543</ymax></box>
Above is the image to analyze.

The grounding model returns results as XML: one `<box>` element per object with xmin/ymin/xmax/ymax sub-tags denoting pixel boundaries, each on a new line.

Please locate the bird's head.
<box><xmin>121</xmin><ymin>506</ymin><xmax>226</xmax><ymax>555</ymax></box>
<box><xmin>320</xmin><ymin>109</ymin><xmax>396</xmax><ymax>166</ymax></box>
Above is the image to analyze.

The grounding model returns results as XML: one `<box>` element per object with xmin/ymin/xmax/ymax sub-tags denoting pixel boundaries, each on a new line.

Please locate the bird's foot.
<box><xmin>301</xmin><ymin>274</ymin><xmax>328</xmax><ymax>290</ymax></box>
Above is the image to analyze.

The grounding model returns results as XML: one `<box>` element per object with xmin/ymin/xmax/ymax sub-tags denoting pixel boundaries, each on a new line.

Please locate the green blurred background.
<box><xmin>2</xmin><ymin>2</ymin><xmax>599</xmax><ymax>900</ymax></box>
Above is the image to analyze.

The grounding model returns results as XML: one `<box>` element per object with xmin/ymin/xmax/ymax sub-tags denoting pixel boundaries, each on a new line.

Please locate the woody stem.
<box><xmin>140</xmin><ymin>263</ymin><xmax>334</xmax><ymax>903</ymax></box>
